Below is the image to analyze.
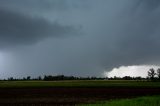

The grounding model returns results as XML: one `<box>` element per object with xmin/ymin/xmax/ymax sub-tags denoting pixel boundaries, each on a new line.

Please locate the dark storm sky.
<box><xmin>0</xmin><ymin>0</ymin><xmax>160</xmax><ymax>78</ymax></box>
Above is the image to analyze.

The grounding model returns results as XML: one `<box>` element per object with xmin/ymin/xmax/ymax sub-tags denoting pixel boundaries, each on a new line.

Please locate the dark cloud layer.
<box><xmin>0</xmin><ymin>8</ymin><xmax>77</xmax><ymax>49</ymax></box>
<box><xmin>101</xmin><ymin>0</ymin><xmax>160</xmax><ymax>70</ymax></box>
<box><xmin>138</xmin><ymin>0</ymin><xmax>160</xmax><ymax>10</ymax></box>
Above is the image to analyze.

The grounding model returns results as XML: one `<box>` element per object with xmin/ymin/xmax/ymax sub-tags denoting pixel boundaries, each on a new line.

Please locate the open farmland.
<box><xmin>0</xmin><ymin>80</ymin><xmax>160</xmax><ymax>88</ymax></box>
<box><xmin>79</xmin><ymin>95</ymin><xmax>160</xmax><ymax>106</ymax></box>
<box><xmin>0</xmin><ymin>80</ymin><xmax>160</xmax><ymax>106</ymax></box>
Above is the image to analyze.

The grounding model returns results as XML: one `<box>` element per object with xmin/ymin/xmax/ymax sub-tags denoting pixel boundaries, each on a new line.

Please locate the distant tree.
<box><xmin>8</xmin><ymin>77</ymin><xmax>14</xmax><ymax>81</ymax></box>
<box><xmin>157</xmin><ymin>68</ymin><xmax>160</xmax><ymax>80</ymax></box>
<box><xmin>27</xmin><ymin>76</ymin><xmax>31</xmax><ymax>80</ymax></box>
<box><xmin>90</xmin><ymin>76</ymin><xmax>96</xmax><ymax>80</ymax></box>
<box><xmin>23</xmin><ymin>77</ymin><xmax>26</xmax><ymax>80</ymax></box>
<box><xmin>122</xmin><ymin>76</ymin><xmax>132</xmax><ymax>80</ymax></box>
<box><xmin>148</xmin><ymin>68</ymin><xmax>156</xmax><ymax>81</ymax></box>
<box><xmin>38</xmin><ymin>76</ymin><xmax>42</xmax><ymax>80</ymax></box>
<box><xmin>135</xmin><ymin>76</ymin><xmax>142</xmax><ymax>81</ymax></box>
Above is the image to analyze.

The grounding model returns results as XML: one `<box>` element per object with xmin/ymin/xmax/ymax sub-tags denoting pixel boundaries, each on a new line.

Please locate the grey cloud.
<box><xmin>0</xmin><ymin>0</ymin><xmax>89</xmax><ymax>14</ymax></box>
<box><xmin>0</xmin><ymin>8</ymin><xmax>77</xmax><ymax>49</ymax></box>
<box><xmin>1</xmin><ymin>0</ymin><xmax>160</xmax><ymax>78</ymax></box>
<box><xmin>101</xmin><ymin>0</ymin><xmax>160</xmax><ymax>70</ymax></box>
<box><xmin>138</xmin><ymin>0</ymin><xmax>160</xmax><ymax>10</ymax></box>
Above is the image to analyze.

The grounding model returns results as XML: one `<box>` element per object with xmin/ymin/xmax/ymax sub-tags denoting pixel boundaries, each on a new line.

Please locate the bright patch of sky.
<box><xmin>104</xmin><ymin>65</ymin><xmax>159</xmax><ymax>78</ymax></box>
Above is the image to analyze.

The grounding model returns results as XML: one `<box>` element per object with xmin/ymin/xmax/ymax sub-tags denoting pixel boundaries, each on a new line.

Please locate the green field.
<box><xmin>79</xmin><ymin>95</ymin><xmax>160</xmax><ymax>106</ymax></box>
<box><xmin>0</xmin><ymin>80</ymin><xmax>160</xmax><ymax>88</ymax></box>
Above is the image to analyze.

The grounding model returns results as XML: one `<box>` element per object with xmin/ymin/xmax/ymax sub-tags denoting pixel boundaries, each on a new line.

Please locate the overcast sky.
<box><xmin>0</xmin><ymin>0</ymin><xmax>160</xmax><ymax>78</ymax></box>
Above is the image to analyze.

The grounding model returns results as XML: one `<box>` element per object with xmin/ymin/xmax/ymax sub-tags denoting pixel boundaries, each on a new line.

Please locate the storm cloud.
<box><xmin>1</xmin><ymin>0</ymin><xmax>160</xmax><ymax>78</ymax></box>
<box><xmin>0</xmin><ymin>7</ymin><xmax>77</xmax><ymax>49</ymax></box>
<box><xmin>103</xmin><ymin>0</ymin><xmax>160</xmax><ymax>69</ymax></box>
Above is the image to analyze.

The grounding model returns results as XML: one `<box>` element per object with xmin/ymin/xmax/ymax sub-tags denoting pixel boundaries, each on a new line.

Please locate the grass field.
<box><xmin>79</xmin><ymin>95</ymin><xmax>160</xmax><ymax>106</ymax></box>
<box><xmin>0</xmin><ymin>80</ymin><xmax>160</xmax><ymax>88</ymax></box>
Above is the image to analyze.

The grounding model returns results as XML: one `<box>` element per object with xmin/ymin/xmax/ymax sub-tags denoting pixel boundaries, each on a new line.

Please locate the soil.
<box><xmin>0</xmin><ymin>87</ymin><xmax>159</xmax><ymax>106</ymax></box>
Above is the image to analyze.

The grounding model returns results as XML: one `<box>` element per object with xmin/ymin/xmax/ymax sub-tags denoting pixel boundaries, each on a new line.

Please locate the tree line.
<box><xmin>147</xmin><ymin>68</ymin><xmax>160</xmax><ymax>81</ymax></box>
<box><xmin>2</xmin><ymin>68</ymin><xmax>160</xmax><ymax>81</ymax></box>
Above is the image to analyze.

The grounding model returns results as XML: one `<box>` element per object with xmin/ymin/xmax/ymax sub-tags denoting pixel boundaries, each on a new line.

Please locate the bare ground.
<box><xmin>0</xmin><ymin>87</ymin><xmax>159</xmax><ymax>106</ymax></box>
